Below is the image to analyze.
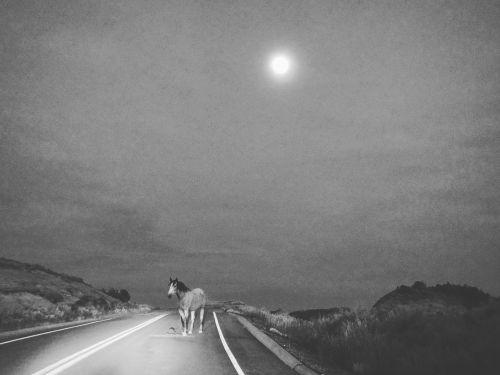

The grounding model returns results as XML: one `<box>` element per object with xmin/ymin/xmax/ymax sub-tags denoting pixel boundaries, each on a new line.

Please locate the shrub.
<box><xmin>102</xmin><ymin>288</ymin><xmax>131</xmax><ymax>302</ymax></box>
<box><xmin>238</xmin><ymin>301</ymin><xmax>500</xmax><ymax>375</ymax></box>
<box><xmin>38</xmin><ymin>290</ymin><xmax>64</xmax><ymax>303</ymax></box>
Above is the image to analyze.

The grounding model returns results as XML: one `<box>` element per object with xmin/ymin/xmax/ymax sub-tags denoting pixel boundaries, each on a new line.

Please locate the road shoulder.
<box><xmin>215</xmin><ymin>313</ymin><xmax>297</xmax><ymax>375</ymax></box>
<box><xmin>234</xmin><ymin>314</ymin><xmax>351</xmax><ymax>375</ymax></box>
<box><xmin>235</xmin><ymin>315</ymin><xmax>322</xmax><ymax>375</ymax></box>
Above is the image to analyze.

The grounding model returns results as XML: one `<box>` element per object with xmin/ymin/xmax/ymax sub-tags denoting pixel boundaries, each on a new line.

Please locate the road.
<box><xmin>0</xmin><ymin>311</ymin><xmax>297</xmax><ymax>375</ymax></box>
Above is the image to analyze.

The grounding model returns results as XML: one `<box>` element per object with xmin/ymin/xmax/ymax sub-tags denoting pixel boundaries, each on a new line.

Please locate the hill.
<box><xmin>372</xmin><ymin>281</ymin><xmax>494</xmax><ymax>317</ymax></box>
<box><xmin>0</xmin><ymin>257</ymin><xmax>149</xmax><ymax>331</ymax></box>
<box><xmin>231</xmin><ymin>282</ymin><xmax>500</xmax><ymax>375</ymax></box>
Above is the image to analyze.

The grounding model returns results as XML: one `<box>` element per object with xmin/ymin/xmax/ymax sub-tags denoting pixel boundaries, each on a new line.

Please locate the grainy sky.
<box><xmin>1</xmin><ymin>0</ymin><xmax>499</xmax><ymax>310</ymax></box>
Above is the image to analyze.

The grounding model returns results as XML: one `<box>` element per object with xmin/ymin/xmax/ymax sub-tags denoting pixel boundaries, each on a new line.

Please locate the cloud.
<box><xmin>1</xmin><ymin>0</ymin><xmax>499</xmax><ymax>309</ymax></box>
<box><xmin>0</xmin><ymin>118</ymin><xmax>173</xmax><ymax>269</ymax></box>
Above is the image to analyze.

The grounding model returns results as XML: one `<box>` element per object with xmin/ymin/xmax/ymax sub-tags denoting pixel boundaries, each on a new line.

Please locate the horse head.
<box><xmin>167</xmin><ymin>277</ymin><xmax>178</xmax><ymax>299</ymax></box>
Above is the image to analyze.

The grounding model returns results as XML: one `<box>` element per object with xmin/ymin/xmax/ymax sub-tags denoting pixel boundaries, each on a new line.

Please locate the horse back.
<box><xmin>180</xmin><ymin>288</ymin><xmax>206</xmax><ymax>311</ymax></box>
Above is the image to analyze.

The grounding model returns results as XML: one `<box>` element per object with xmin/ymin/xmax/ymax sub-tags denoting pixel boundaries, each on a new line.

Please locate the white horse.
<box><xmin>167</xmin><ymin>277</ymin><xmax>206</xmax><ymax>336</ymax></box>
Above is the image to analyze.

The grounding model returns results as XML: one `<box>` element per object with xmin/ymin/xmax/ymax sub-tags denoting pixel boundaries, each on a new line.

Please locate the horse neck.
<box><xmin>175</xmin><ymin>281</ymin><xmax>190</xmax><ymax>299</ymax></box>
<box><xmin>176</xmin><ymin>290</ymin><xmax>188</xmax><ymax>300</ymax></box>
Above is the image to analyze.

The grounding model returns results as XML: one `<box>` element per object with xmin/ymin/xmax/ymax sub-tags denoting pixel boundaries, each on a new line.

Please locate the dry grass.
<box><xmin>234</xmin><ymin>301</ymin><xmax>500</xmax><ymax>375</ymax></box>
<box><xmin>0</xmin><ymin>259</ymin><xmax>152</xmax><ymax>331</ymax></box>
<box><xmin>0</xmin><ymin>291</ymin><xmax>152</xmax><ymax>331</ymax></box>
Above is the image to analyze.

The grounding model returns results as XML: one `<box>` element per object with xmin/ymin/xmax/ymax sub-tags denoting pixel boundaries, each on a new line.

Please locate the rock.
<box><xmin>269</xmin><ymin>327</ymin><xmax>287</xmax><ymax>337</ymax></box>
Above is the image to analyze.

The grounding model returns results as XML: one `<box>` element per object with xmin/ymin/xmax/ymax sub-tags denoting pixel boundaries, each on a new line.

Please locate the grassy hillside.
<box><xmin>372</xmin><ymin>281</ymin><xmax>493</xmax><ymax>316</ymax></box>
<box><xmin>230</xmin><ymin>282</ymin><xmax>500</xmax><ymax>375</ymax></box>
<box><xmin>0</xmin><ymin>257</ymin><xmax>150</xmax><ymax>331</ymax></box>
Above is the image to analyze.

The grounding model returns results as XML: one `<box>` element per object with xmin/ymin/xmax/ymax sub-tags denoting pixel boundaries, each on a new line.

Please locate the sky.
<box><xmin>1</xmin><ymin>0</ymin><xmax>499</xmax><ymax>310</ymax></box>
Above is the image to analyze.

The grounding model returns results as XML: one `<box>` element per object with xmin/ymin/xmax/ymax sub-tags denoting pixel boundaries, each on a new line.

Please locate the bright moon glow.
<box><xmin>270</xmin><ymin>55</ymin><xmax>291</xmax><ymax>76</ymax></box>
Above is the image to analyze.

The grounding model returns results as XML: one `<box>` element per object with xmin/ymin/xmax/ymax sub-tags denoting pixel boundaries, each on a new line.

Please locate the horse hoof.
<box><xmin>198</xmin><ymin>330</ymin><xmax>203</xmax><ymax>334</ymax></box>
<box><xmin>188</xmin><ymin>331</ymin><xmax>193</xmax><ymax>335</ymax></box>
<box><xmin>182</xmin><ymin>332</ymin><xmax>187</xmax><ymax>336</ymax></box>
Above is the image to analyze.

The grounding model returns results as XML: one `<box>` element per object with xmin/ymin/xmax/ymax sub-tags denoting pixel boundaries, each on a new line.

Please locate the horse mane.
<box><xmin>177</xmin><ymin>280</ymin><xmax>191</xmax><ymax>293</ymax></box>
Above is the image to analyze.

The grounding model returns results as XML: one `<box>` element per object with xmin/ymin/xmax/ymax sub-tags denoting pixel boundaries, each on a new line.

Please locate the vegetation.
<box><xmin>102</xmin><ymin>288</ymin><xmax>131</xmax><ymax>303</ymax></box>
<box><xmin>290</xmin><ymin>307</ymin><xmax>352</xmax><ymax>321</ymax></box>
<box><xmin>235</xmin><ymin>283</ymin><xmax>500</xmax><ymax>375</ymax></box>
<box><xmin>0</xmin><ymin>257</ymin><xmax>151</xmax><ymax>331</ymax></box>
<box><xmin>373</xmin><ymin>281</ymin><xmax>493</xmax><ymax>313</ymax></box>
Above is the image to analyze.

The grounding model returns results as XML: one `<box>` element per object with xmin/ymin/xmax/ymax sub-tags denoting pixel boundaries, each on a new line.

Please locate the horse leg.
<box><xmin>198</xmin><ymin>307</ymin><xmax>205</xmax><ymax>333</ymax></box>
<box><xmin>183</xmin><ymin>309</ymin><xmax>189</xmax><ymax>336</ymax></box>
<box><xmin>178</xmin><ymin>308</ymin><xmax>186</xmax><ymax>335</ymax></box>
<box><xmin>188</xmin><ymin>310</ymin><xmax>195</xmax><ymax>334</ymax></box>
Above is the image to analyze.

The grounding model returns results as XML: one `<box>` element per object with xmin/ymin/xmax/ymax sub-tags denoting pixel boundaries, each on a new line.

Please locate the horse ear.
<box><xmin>175</xmin><ymin>277</ymin><xmax>178</xmax><ymax>282</ymax></box>
<box><xmin>169</xmin><ymin>277</ymin><xmax>172</xmax><ymax>282</ymax></box>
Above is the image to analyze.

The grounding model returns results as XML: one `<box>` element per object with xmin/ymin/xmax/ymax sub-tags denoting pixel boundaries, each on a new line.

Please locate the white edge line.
<box><xmin>31</xmin><ymin>317</ymin><xmax>158</xmax><ymax>375</ymax></box>
<box><xmin>32</xmin><ymin>314</ymin><xmax>167</xmax><ymax>375</ymax></box>
<box><xmin>0</xmin><ymin>319</ymin><xmax>114</xmax><ymax>346</ymax></box>
<box><xmin>213</xmin><ymin>312</ymin><xmax>245</xmax><ymax>375</ymax></box>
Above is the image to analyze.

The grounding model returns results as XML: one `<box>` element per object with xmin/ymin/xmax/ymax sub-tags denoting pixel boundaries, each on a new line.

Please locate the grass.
<box><xmin>0</xmin><ymin>292</ymin><xmax>151</xmax><ymax>332</ymax></box>
<box><xmin>0</xmin><ymin>257</ymin><xmax>152</xmax><ymax>332</ymax></box>
<box><xmin>234</xmin><ymin>301</ymin><xmax>500</xmax><ymax>375</ymax></box>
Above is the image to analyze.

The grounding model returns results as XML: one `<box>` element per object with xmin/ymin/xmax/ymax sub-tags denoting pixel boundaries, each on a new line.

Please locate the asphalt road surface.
<box><xmin>0</xmin><ymin>311</ymin><xmax>297</xmax><ymax>375</ymax></box>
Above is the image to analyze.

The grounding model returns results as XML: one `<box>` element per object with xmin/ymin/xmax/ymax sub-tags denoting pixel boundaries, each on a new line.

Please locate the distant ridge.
<box><xmin>284</xmin><ymin>281</ymin><xmax>496</xmax><ymax>321</ymax></box>
<box><xmin>0</xmin><ymin>257</ymin><xmax>90</xmax><ymax>286</ymax></box>
<box><xmin>0</xmin><ymin>257</ymin><xmax>149</xmax><ymax>331</ymax></box>
<box><xmin>372</xmin><ymin>281</ymin><xmax>495</xmax><ymax>316</ymax></box>
<box><xmin>289</xmin><ymin>307</ymin><xmax>352</xmax><ymax>321</ymax></box>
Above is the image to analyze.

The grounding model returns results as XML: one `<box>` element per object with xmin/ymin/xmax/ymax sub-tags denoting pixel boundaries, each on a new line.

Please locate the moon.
<box><xmin>270</xmin><ymin>55</ymin><xmax>291</xmax><ymax>76</ymax></box>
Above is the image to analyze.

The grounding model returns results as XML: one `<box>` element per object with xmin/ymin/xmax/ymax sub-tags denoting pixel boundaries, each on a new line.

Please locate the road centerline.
<box><xmin>213</xmin><ymin>312</ymin><xmax>245</xmax><ymax>375</ymax></box>
<box><xmin>31</xmin><ymin>313</ymin><xmax>167</xmax><ymax>375</ymax></box>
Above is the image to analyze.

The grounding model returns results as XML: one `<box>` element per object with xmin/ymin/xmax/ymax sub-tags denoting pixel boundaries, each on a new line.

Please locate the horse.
<box><xmin>167</xmin><ymin>277</ymin><xmax>206</xmax><ymax>336</ymax></box>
